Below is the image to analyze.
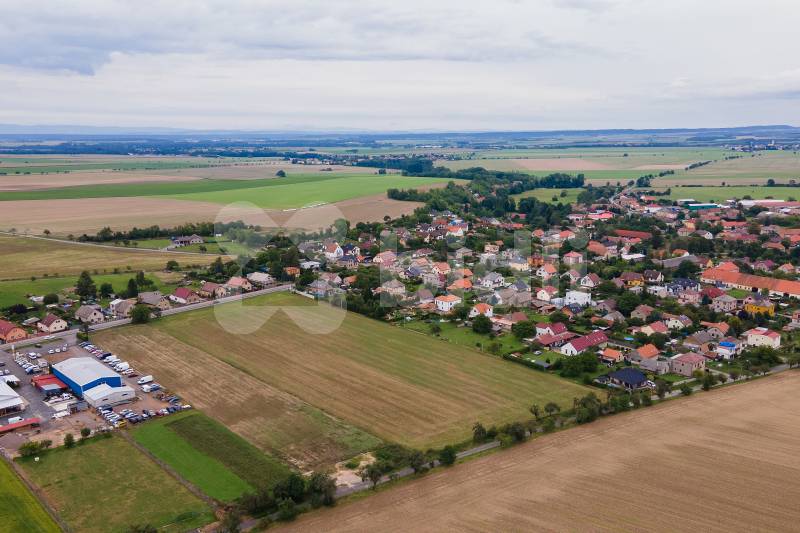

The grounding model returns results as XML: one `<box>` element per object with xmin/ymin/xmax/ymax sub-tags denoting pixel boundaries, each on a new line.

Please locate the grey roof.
<box><xmin>52</xmin><ymin>357</ymin><xmax>118</xmax><ymax>387</ymax></box>
<box><xmin>138</xmin><ymin>291</ymin><xmax>164</xmax><ymax>306</ymax></box>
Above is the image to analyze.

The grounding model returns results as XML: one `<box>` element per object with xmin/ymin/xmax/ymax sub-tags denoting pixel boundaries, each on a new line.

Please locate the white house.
<box><xmin>469</xmin><ymin>303</ymin><xmax>494</xmax><ymax>318</ymax></box>
<box><xmin>37</xmin><ymin>313</ymin><xmax>68</xmax><ymax>333</ymax></box>
<box><xmin>744</xmin><ymin>327</ymin><xmax>781</xmax><ymax>349</ymax></box>
<box><xmin>324</xmin><ymin>243</ymin><xmax>344</xmax><ymax>261</ymax></box>
<box><xmin>434</xmin><ymin>294</ymin><xmax>462</xmax><ymax>313</ymax></box>
<box><xmin>536</xmin><ymin>286</ymin><xmax>558</xmax><ymax>302</ymax></box>
<box><xmin>564</xmin><ymin>290</ymin><xmax>591</xmax><ymax>307</ymax></box>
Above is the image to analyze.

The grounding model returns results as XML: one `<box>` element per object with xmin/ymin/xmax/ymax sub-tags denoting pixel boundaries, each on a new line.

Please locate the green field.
<box><xmin>0</xmin><ymin>159</ymin><xmax>218</xmax><ymax>175</ymax></box>
<box><xmin>661</xmin><ymin>185</ymin><xmax>800</xmax><ymax>202</ymax></box>
<box><xmin>511</xmin><ymin>188</ymin><xmax>582</xmax><ymax>204</ymax></box>
<box><xmin>0</xmin><ymin>173</ymin><xmax>450</xmax><ymax>209</ymax></box>
<box><xmin>133</xmin><ymin>412</ymin><xmax>290</xmax><ymax>501</ymax></box>
<box><xmin>402</xmin><ymin>320</ymin><xmax>526</xmax><ymax>355</ymax></box>
<box><xmin>97</xmin><ymin>292</ymin><xmax>591</xmax><ymax>464</ymax></box>
<box><xmin>19</xmin><ymin>436</ymin><xmax>215</xmax><ymax>533</ymax></box>
<box><xmin>0</xmin><ymin>460</ymin><xmax>60</xmax><ymax>533</ymax></box>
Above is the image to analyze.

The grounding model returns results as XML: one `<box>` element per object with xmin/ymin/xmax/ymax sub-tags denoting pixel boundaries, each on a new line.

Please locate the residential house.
<box><xmin>308</xmin><ymin>280</ymin><xmax>332</xmax><ymax>298</ymax></box>
<box><xmin>620</xmin><ymin>272</ymin><xmax>645</xmax><ymax>287</ymax></box>
<box><xmin>171</xmin><ymin>234</ymin><xmax>204</xmax><ymax>247</ymax></box>
<box><xmin>537</xmin><ymin>263</ymin><xmax>559</xmax><ymax>282</ymax></box>
<box><xmin>671</xmin><ymin>353</ymin><xmax>706</xmax><ymax>377</ymax></box>
<box><xmin>580</xmin><ymin>273</ymin><xmax>602</xmax><ymax>289</ymax></box>
<box><xmin>75</xmin><ymin>305</ymin><xmax>105</xmax><ymax>324</ymax></box>
<box><xmin>684</xmin><ymin>330</ymin><xmax>715</xmax><ymax>352</ymax></box>
<box><xmin>560</xmin><ymin>331</ymin><xmax>608</xmax><ymax>356</ymax></box>
<box><xmin>599</xmin><ymin>347</ymin><xmax>624</xmax><ymax>365</ymax></box>
<box><xmin>629</xmin><ymin>343</ymin><xmax>660</xmax><ymax>364</ymax></box>
<box><xmin>678</xmin><ymin>289</ymin><xmax>702</xmax><ymax>306</ymax></box>
<box><xmin>324</xmin><ymin>243</ymin><xmax>344</xmax><ymax>261</ymax></box>
<box><xmin>663</xmin><ymin>314</ymin><xmax>692</xmax><ymax>330</ymax></box>
<box><xmin>447</xmin><ymin>278</ymin><xmax>473</xmax><ymax>292</ymax></box>
<box><xmin>435</xmin><ymin>294</ymin><xmax>462</xmax><ymax>313</ymax></box>
<box><xmin>0</xmin><ymin>320</ymin><xmax>26</xmax><ymax>343</ymax></box>
<box><xmin>743</xmin><ymin>294</ymin><xmax>775</xmax><ymax>316</ymax></box>
<box><xmin>199</xmin><ymin>281</ymin><xmax>228</xmax><ymax>299</ymax></box>
<box><xmin>138</xmin><ymin>292</ymin><xmax>171</xmax><ymax>311</ymax></box>
<box><xmin>564</xmin><ymin>290</ymin><xmax>591</xmax><ymax>307</ymax></box>
<box><xmin>716</xmin><ymin>338</ymin><xmax>743</xmax><ymax>360</ymax></box>
<box><xmin>422</xmin><ymin>271</ymin><xmax>444</xmax><ymax>289</ymax></box>
<box><xmin>225</xmin><ymin>276</ymin><xmax>253</xmax><ymax>293</ymax></box>
<box><xmin>469</xmin><ymin>303</ymin><xmax>494</xmax><ymax>318</ymax></box>
<box><xmin>536</xmin><ymin>322</ymin><xmax>568</xmax><ymax>337</ymax></box>
<box><xmin>643</xmin><ymin>270</ymin><xmax>664</xmax><ymax>284</ymax></box>
<box><xmin>478</xmin><ymin>272</ymin><xmax>505</xmax><ymax>289</ymax></box>
<box><xmin>415</xmin><ymin>288</ymin><xmax>434</xmax><ymax>305</ymax></box>
<box><xmin>608</xmin><ymin>368</ymin><xmax>648</xmax><ymax>391</ymax></box>
<box><xmin>247</xmin><ymin>272</ymin><xmax>275</xmax><ymax>287</ymax></box>
<box><xmin>744</xmin><ymin>327</ymin><xmax>781</xmax><ymax>349</ymax></box>
<box><xmin>563</xmin><ymin>251</ymin><xmax>583</xmax><ymax>265</ymax></box>
<box><xmin>710</xmin><ymin>294</ymin><xmax>738</xmax><ymax>313</ymax></box>
<box><xmin>631</xmin><ymin>304</ymin><xmax>655</xmax><ymax>321</ymax></box>
<box><xmin>379</xmin><ymin>279</ymin><xmax>407</xmax><ymax>298</ymax></box>
<box><xmin>109</xmin><ymin>298</ymin><xmax>136</xmax><ymax>318</ymax></box>
<box><xmin>169</xmin><ymin>287</ymin><xmax>202</xmax><ymax>305</ymax></box>
<box><xmin>37</xmin><ymin>314</ymin><xmax>68</xmax><ymax>334</ymax></box>
<box><xmin>700</xmin><ymin>321</ymin><xmax>730</xmax><ymax>339</ymax></box>
<box><xmin>536</xmin><ymin>286</ymin><xmax>558</xmax><ymax>302</ymax></box>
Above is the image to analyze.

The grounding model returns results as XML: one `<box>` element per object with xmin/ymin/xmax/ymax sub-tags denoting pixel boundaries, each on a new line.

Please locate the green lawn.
<box><xmin>402</xmin><ymin>319</ymin><xmax>526</xmax><ymax>355</ymax></box>
<box><xmin>19</xmin><ymin>435</ymin><xmax>215</xmax><ymax>533</ymax></box>
<box><xmin>512</xmin><ymin>188</ymin><xmax>582</xmax><ymax>204</ymax></box>
<box><xmin>133</xmin><ymin>412</ymin><xmax>277</xmax><ymax>501</ymax></box>
<box><xmin>0</xmin><ymin>460</ymin><xmax>60</xmax><ymax>533</ymax></box>
<box><xmin>0</xmin><ymin>272</ymin><xmax>175</xmax><ymax>308</ymax></box>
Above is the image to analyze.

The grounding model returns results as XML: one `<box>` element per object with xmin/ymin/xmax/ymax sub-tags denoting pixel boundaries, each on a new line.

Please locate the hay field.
<box><xmin>279</xmin><ymin>372</ymin><xmax>800</xmax><ymax>533</ymax></box>
<box><xmin>0</xmin><ymin>172</ymin><xmax>200</xmax><ymax>191</ymax></box>
<box><xmin>0</xmin><ymin>235</ymin><xmax>221</xmax><ymax>280</ymax></box>
<box><xmin>95</xmin><ymin>293</ymin><xmax>589</xmax><ymax>464</ymax></box>
<box><xmin>666</xmin><ymin>151</ymin><xmax>800</xmax><ymax>185</ymax></box>
<box><xmin>662</xmin><ymin>185</ymin><xmax>800</xmax><ymax>202</ymax></box>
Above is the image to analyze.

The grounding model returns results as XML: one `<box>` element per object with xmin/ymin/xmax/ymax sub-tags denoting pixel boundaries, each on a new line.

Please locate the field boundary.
<box><xmin>1</xmin><ymin>452</ymin><xmax>71</xmax><ymax>533</ymax></box>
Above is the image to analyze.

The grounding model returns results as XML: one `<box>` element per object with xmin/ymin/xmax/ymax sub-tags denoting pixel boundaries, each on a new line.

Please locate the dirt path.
<box><xmin>276</xmin><ymin>372</ymin><xmax>800</xmax><ymax>532</ymax></box>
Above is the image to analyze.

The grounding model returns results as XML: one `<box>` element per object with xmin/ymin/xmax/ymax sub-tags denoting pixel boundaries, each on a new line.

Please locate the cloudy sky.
<box><xmin>1</xmin><ymin>0</ymin><xmax>799</xmax><ymax>131</ymax></box>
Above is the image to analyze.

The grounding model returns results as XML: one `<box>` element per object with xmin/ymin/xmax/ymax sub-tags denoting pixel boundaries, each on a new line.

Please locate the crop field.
<box><xmin>0</xmin><ymin>459</ymin><xmax>60</xmax><ymax>533</ymax></box>
<box><xmin>96</xmin><ymin>293</ymin><xmax>590</xmax><ymax>467</ymax></box>
<box><xmin>133</xmin><ymin>412</ymin><xmax>290</xmax><ymax>501</ymax></box>
<box><xmin>659</xmin><ymin>185</ymin><xmax>800</xmax><ymax>202</ymax></box>
<box><xmin>19</xmin><ymin>435</ymin><xmax>215</xmax><ymax>533</ymax></box>
<box><xmin>511</xmin><ymin>188</ymin><xmax>582</xmax><ymax>204</ymax></box>
<box><xmin>278</xmin><ymin>372</ymin><xmax>800</xmax><ymax>533</ymax></box>
<box><xmin>0</xmin><ymin>235</ymin><xmax>221</xmax><ymax>280</ymax></box>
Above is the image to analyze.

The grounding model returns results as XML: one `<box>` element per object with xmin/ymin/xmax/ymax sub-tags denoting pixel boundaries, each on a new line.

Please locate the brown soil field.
<box><xmin>278</xmin><ymin>372</ymin><xmax>800</xmax><ymax>533</ymax></box>
<box><xmin>0</xmin><ymin>234</ymin><xmax>222</xmax><ymax>280</ymax></box>
<box><xmin>0</xmin><ymin>195</ymin><xmax>425</xmax><ymax>236</ymax></box>
<box><xmin>0</xmin><ymin>172</ymin><xmax>199</xmax><ymax>191</ymax></box>
<box><xmin>157</xmin><ymin>162</ymin><xmax>388</xmax><ymax>180</ymax></box>
<box><xmin>632</xmin><ymin>163</ymin><xmax>687</xmax><ymax>170</ymax></box>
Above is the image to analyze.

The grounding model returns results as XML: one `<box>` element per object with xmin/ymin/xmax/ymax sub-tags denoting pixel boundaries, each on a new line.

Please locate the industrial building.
<box><xmin>0</xmin><ymin>380</ymin><xmax>24</xmax><ymax>416</ymax></box>
<box><xmin>51</xmin><ymin>357</ymin><xmax>122</xmax><ymax>397</ymax></box>
<box><xmin>83</xmin><ymin>384</ymin><xmax>136</xmax><ymax>407</ymax></box>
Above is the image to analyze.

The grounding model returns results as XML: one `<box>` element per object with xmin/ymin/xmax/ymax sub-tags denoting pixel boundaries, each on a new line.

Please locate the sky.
<box><xmin>1</xmin><ymin>0</ymin><xmax>799</xmax><ymax>132</ymax></box>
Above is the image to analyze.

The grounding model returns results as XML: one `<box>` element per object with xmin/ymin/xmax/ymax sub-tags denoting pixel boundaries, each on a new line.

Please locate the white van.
<box><xmin>114</xmin><ymin>362</ymin><xmax>130</xmax><ymax>372</ymax></box>
<box><xmin>137</xmin><ymin>375</ymin><xmax>154</xmax><ymax>385</ymax></box>
<box><xmin>6</xmin><ymin>416</ymin><xmax>23</xmax><ymax>424</ymax></box>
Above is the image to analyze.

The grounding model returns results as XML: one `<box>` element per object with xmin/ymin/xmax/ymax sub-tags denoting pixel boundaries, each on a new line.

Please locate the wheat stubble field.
<box><xmin>278</xmin><ymin>372</ymin><xmax>800</xmax><ymax>533</ymax></box>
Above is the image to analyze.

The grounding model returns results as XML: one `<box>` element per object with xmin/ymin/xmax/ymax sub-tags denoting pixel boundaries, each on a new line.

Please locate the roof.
<box><xmin>75</xmin><ymin>305</ymin><xmax>101</xmax><ymax>319</ymax></box>
<box><xmin>83</xmin><ymin>383</ymin><xmax>135</xmax><ymax>401</ymax></box>
<box><xmin>0</xmin><ymin>380</ymin><xmax>23</xmax><ymax>410</ymax></box>
<box><xmin>636</xmin><ymin>344</ymin><xmax>660</xmax><ymax>359</ymax></box>
<box><xmin>52</xmin><ymin>357</ymin><xmax>119</xmax><ymax>387</ymax></box>
<box><xmin>745</xmin><ymin>327</ymin><xmax>780</xmax><ymax>339</ymax></box>
<box><xmin>435</xmin><ymin>294</ymin><xmax>462</xmax><ymax>303</ymax></box>
<box><xmin>40</xmin><ymin>313</ymin><xmax>64</xmax><ymax>327</ymax></box>
<box><xmin>701</xmin><ymin>268</ymin><xmax>800</xmax><ymax>297</ymax></box>
<box><xmin>675</xmin><ymin>353</ymin><xmax>706</xmax><ymax>364</ymax></box>
<box><xmin>138</xmin><ymin>291</ymin><xmax>164</xmax><ymax>306</ymax></box>
<box><xmin>609</xmin><ymin>368</ymin><xmax>647</xmax><ymax>386</ymax></box>
<box><xmin>614</xmin><ymin>229</ymin><xmax>653</xmax><ymax>239</ymax></box>
<box><xmin>0</xmin><ymin>319</ymin><xmax>23</xmax><ymax>336</ymax></box>
<box><xmin>173</xmin><ymin>287</ymin><xmax>195</xmax><ymax>299</ymax></box>
<box><xmin>601</xmin><ymin>348</ymin><xmax>623</xmax><ymax>361</ymax></box>
<box><xmin>473</xmin><ymin>303</ymin><xmax>493</xmax><ymax>313</ymax></box>
<box><xmin>566</xmin><ymin>331</ymin><xmax>608</xmax><ymax>352</ymax></box>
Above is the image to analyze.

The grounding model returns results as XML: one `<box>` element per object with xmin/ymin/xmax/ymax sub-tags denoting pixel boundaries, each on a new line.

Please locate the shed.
<box><xmin>51</xmin><ymin>357</ymin><xmax>122</xmax><ymax>397</ymax></box>
<box><xmin>83</xmin><ymin>384</ymin><xmax>136</xmax><ymax>407</ymax></box>
<box><xmin>0</xmin><ymin>380</ymin><xmax>24</xmax><ymax>415</ymax></box>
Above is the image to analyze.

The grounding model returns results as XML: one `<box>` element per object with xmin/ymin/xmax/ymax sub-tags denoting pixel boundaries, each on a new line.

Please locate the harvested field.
<box><xmin>277</xmin><ymin>372</ymin><xmax>800</xmax><ymax>533</ymax></box>
<box><xmin>512</xmin><ymin>157</ymin><xmax>613</xmax><ymax>170</ymax></box>
<box><xmin>96</xmin><ymin>293</ymin><xmax>590</xmax><ymax>464</ymax></box>
<box><xmin>0</xmin><ymin>234</ymin><xmax>222</xmax><ymax>280</ymax></box>
<box><xmin>0</xmin><ymin>172</ymin><xmax>199</xmax><ymax>191</ymax></box>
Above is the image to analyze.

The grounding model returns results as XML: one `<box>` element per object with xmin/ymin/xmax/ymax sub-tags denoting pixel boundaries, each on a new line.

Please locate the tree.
<box><xmin>472</xmin><ymin>421</ymin><xmax>487</xmax><ymax>442</ymax></box>
<box><xmin>130</xmin><ymin>305</ymin><xmax>151</xmax><ymax>324</ymax></box>
<box><xmin>219</xmin><ymin>509</ymin><xmax>242</xmax><ymax>532</ymax></box>
<box><xmin>80</xmin><ymin>427</ymin><xmax>91</xmax><ymax>439</ymax></box>
<box><xmin>42</xmin><ymin>293</ymin><xmax>59</xmax><ymax>305</ymax></box>
<box><xmin>429</xmin><ymin>323</ymin><xmax>442</xmax><ymax>335</ymax></box>
<box><xmin>544</xmin><ymin>402</ymin><xmax>560</xmax><ymax>417</ymax></box>
<box><xmin>276</xmin><ymin>170</ymin><xmax>287</xmax><ymax>177</ymax></box>
<box><xmin>702</xmin><ymin>373</ymin><xmax>716</xmax><ymax>391</ymax></box>
<box><xmin>64</xmin><ymin>433</ymin><xmax>75</xmax><ymax>448</ymax></box>
<box><xmin>511</xmin><ymin>320</ymin><xmax>536</xmax><ymax>340</ymax></box>
<box><xmin>99</xmin><ymin>282</ymin><xmax>114</xmax><ymax>298</ymax></box>
<box><xmin>307</xmin><ymin>472</ymin><xmax>336</xmax><ymax>507</ymax></box>
<box><xmin>125</xmin><ymin>525</ymin><xmax>157</xmax><ymax>533</ymax></box>
<box><xmin>276</xmin><ymin>498</ymin><xmax>298</xmax><ymax>521</ymax></box>
<box><xmin>438</xmin><ymin>445</ymin><xmax>457</xmax><ymax>466</ymax></box>
<box><xmin>472</xmin><ymin>314</ymin><xmax>492</xmax><ymax>334</ymax></box>
<box><xmin>530</xmin><ymin>403</ymin><xmax>541</xmax><ymax>420</ymax></box>
<box><xmin>409</xmin><ymin>450</ymin><xmax>426</xmax><ymax>473</ymax></box>
<box><xmin>125</xmin><ymin>278</ymin><xmax>139</xmax><ymax>298</ymax></box>
<box><xmin>655</xmin><ymin>379</ymin><xmax>672</xmax><ymax>399</ymax></box>
<box><xmin>680</xmin><ymin>383</ymin><xmax>693</xmax><ymax>396</ymax></box>
<box><xmin>273</xmin><ymin>473</ymin><xmax>306</xmax><ymax>502</ymax></box>
<box><xmin>165</xmin><ymin>260</ymin><xmax>179</xmax><ymax>271</ymax></box>
<box><xmin>361</xmin><ymin>463</ymin><xmax>384</xmax><ymax>489</ymax></box>
<box><xmin>617</xmin><ymin>292</ymin><xmax>640</xmax><ymax>316</ymax></box>
<box><xmin>75</xmin><ymin>271</ymin><xmax>96</xmax><ymax>299</ymax></box>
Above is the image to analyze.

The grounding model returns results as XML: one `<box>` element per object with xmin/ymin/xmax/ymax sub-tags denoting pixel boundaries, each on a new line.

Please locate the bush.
<box><xmin>80</xmin><ymin>427</ymin><xmax>91</xmax><ymax>438</ymax></box>
<box><xmin>64</xmin><ymin>433</ymin><xmax>75</xmax><ymax>449</ymax></box>
<box><xmin>276</xmin><ymin>498</ymin><xmax>298</xmax><ymax>521</ymax></box>
<box><xmin>680</xmin><ymin>384</ymin><xmax>693</xmax><ymax>396</ymax></box>
<box><xmin>42</xmin><ymin>293</ymin><xmax>59</xmax><ymax>305</ymax></box>
<box><xmin>438</xmin><ymin>445</ymin><xmax>457</xmax><ymax>466</ymax></box>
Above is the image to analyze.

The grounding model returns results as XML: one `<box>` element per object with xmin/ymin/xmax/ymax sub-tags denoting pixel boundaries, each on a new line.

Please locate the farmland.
<box><xmin>19</xmin><ymin>435</ymin><xmax>215</xmax><ymax>533</ymax></box>
<box><xmin>133</xmin><ymin>412</ymin><xmax>290</xmax><ymax>501</ymax></box>
<box><xmin>511</xmin><ymin>188</ymin><xmax>582</xmax><ymax>204</ymax></box>
<box><xmin>0</xmin><ymin>460</ymin><xmax>60</xmax><ymax>533</ymax></box>
<box><xmin>0</xmin><ymin>235</ymin><xmax>222</xmax><ymax>280</ymax></box>
<box><xmin>277</xmin><ymin>372</ymin><xmax>800</xmax><ymax>533</ymax></box>
<box><xmin>95</xmin><ymin>292</ymin><xmax>590</xmax><ymax>466</ymax></box>
<box><xmin>660</xmin><ymin>185</ymin><xmax>800</xmax><ymax>202</ymax></box>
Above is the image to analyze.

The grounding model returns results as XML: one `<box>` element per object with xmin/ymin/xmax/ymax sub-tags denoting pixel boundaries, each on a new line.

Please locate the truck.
<box><xmin>141</xmin><ymin>383</ymin><xmax>161</xmax><ymax>393</ymax></box>
<box><xmin>137</xmin><ymin>375</ymin><xmax>153</xmax><ymax>385</ymax></box>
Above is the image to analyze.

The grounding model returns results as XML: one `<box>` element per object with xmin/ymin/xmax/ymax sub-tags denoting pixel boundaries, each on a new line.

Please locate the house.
<box><xmin>415</xmin><ymin>288</ymin><xmax>434</xmax><ymax>305</ymax></box>
<box><xmin>629</xmin><ymin>343</ymin><xmax>660</xmax><ymax>364</ymax></box>
<box><xmin>537</xmin><ymin>263</ymin><xmax>558</xmax><ymax>281</ymax></box>
<box><xmin>700</xmin><ymin>321</ymin><xmax>730</xmax><ymax>339</ymax></box>
<box><xmin>37</xmin><ymin>313</ymin><xmax>68</xmax><ymax>334</ymax></box>
<box><xmin>199</xmin><ymin>281</ymin><xmax>228</xmax><ymax>299</ymax></box>
<box><xmin>643</xmin><ymin>270</ymin><xmax>664</xmax><ymax>284</ymax></box>
<box><xmin>0</xmin><ymin>320</ymin><xmax>27</xmax><ymax>343</ymax></box>
<box><xmin>536</xmin><ymin>322</ymin><xmax>568</xmax><ymax>337</ymax></box>
<box><xmin>608</xmin><ymin>368</ymin><xmax>648</xmax><ymax>391</ymax></box>
<box><xmin>620</xmin><ymin>272</ymin><xmax>645</xmax><ymax>287</ymax></box>
<box><xmin>716</xmin><ymin>338</ymin><xmax>743</xmax><ymax>359</ymax></box>
<box><xmin>678</xmin><ymin>289</ymin><xmax>702</xmax><ymax>306</ymax></box>
<box><xmin>580</xmin><ymin>273</ymin><xmax>602</xmax><ymax>289</ymax></box>
<box><xmin>602</xmin><ymin>311</ymin><xmax>626</xmax><ymax>324</ymax></box>
<box><xmin>469</xmin><ymin>303</ymin><xmax>494</xmax><ymax>318</ymax></box>
<box><xmin>701</xmin><ymin>267</ymin><xmax>800</xmax><ymax>298</ymax></box>
<box><xmin>599</xmin><ymin>347</ymin><xmax>624</xmax><ymax>365</ymax></box>
<box><xmin>373</xmin><ymin>250</ymin><xmax>397</xmax><ymax>265</ymax></box>
<box><xmin>169</xmin><ymin>287</ymin><xmax>202</xmax><ymax>305</ymax></box>
<box><xmin>225</xmin><ymin>276</ymin><xmax>253</xmax><ymax>293</ymax></box>
<box><xmin>744</xmin><ymin>327</ymin><xmax>781</xmax><ymax>349</ymax></box>
<box><xmin>432</xmin><ymin>262</ymin><xmax>451</xmax><ymax>276</ymax></box>
<box><xmin>636</xmin><ymin>321</ymin><xmax>669</xmax><ymax>336</ymax></box>
<box><xmin>560</xmin><ymin>331</ymin><xmax>608</xmax><ymax>356</ymax></box>
<box><xmin>671</xmin><ymin>353</ymin><xmax>706</xmax><ymax>377</ymax></box>
<box><xmin>75</xmin><ymin>305</ymin><xmax>105</xmax><ymax>324</ymax></box>
<box><xmin>710</xmin><ymin>294</ymin><xmax>738</xmax><ymax>313</ymax></box>
<box><xmin>447</xmin><ymin>278</ymin><xmax>473</xmax><ymax>291</ymax></box>
<box><xmin>478</xmin><ymin>272</ymin><xmax>505</xmax><ymax>289</ymax></box>
<box><xmin>631</xmin><ymin>304</ymin><xmax>655</xmax><ymax>321</ymax></box>
<box><xmin>247</xmin><ymin>272</ymin><xmax>275</xmax><ymax>287</ymax></box>
<box><xmin>138</xmin><ymin>292</ymin><xmax>171</xmax><ymax>311</ymax></box>
<box><xmin>563</xmin><ymin>251</ymin><xmax>583</xmax><ymax>265</ymax></box>
<box><xmin>109</xmin><ymin>298</ymin><xmax>135</xmax><ymax>318</ymax></box>
<box><xmin>324</xmin><ymin>243</ymin><xmax>344</xmax><ymax>261</ymax></box>
<box><xmin>435</xmin><ymin>294</ymin><xmax>462</xmax><ymax>313</ymax></box>
<box><xmin>454</xmin><ymin>247</ymin><xmax>473</xmax><ymax>260</ymax></box>
<box><xmin>684</xmin><ymin>330</ymin><xmax>715</xmax><ymax>351</ymax></box>
<box><xmin>663</xmin><ymin>314</ymin><xmax>692</xmax><ymax>330</ymax></box>
<box><xmin>563</xmin><ymin>269</ymin><xmax>581</xmax><ymax>284</ymax></box>
<box><xmin>171</xmin><ymin>234</ymin><xmax>204</xmax><ymax>247</ymax></box>
<box><xmin>379</xmin><ymin>279</ymin><xmax>407</xmax><ymax>298</ymax></box>
<box><xmin>422</xmin><ymin>272</ymin><xmax>444</xmax><ymax>288</ymax></box>
<box><xmin>283</xmin><ymin>266</ymin><xmax>301</xmax><ymax>278</ymax></box>
<box><xmin>564</xmin><ymin>290</ymin><xmax>591</xmax><ymax>307</ymax></box>
<box><xmin>536</xmin><ymin>286</ymin><xmax>558</xmax><ymax>302</ymax></box>
<box><xmin>491</xmin><ymin>311</ymin><xmax>529</xmax><ymax>332</ymax></box>
<box><xmin>308</xmin><ymin>280</ymin><xmax>331</xmax><ymax>297</ymax></box>
<box><xmin>743</xmin><ymin>294</ymin><xmax>775</xmax><ymax>316</ymax></box>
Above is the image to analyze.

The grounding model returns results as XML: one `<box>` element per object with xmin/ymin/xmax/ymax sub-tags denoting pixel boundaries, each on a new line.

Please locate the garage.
<box><xmin>83</xmin><ymin>384</ymin><xmax>136</xmax><ymax>407</ymax></box>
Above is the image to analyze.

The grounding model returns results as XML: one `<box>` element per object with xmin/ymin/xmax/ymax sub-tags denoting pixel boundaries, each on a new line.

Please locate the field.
<box><xmin>511</xmin><ymin>188</ymin><xmax>582</xmax><ymax>204</ymax></box>
<box><xmin>95</xmin><ymin>292</ymin><xmax>590</xmax><ymax>468</ymax></box>
<box><xmin>19</xmin><ymin>435</ymin><xmax>215</xmax><ymax>533</ymax></box>
<box><xmin>0</xmin><ymin>235</ymin><xmax>221</xmax><ymax>280</ymax></box>
<box><xmin>133</xmin><ymin>412</ymin><xmax>290</xmax><ymax>501</ymax></box>
<box><xmin>0</xmin><ymin>460</ymin><xmax>60</xmax><ymax>533</ymax></box>
<box><xmin>659</xmin><ymin>185</ymin><xmax>800</xmax><ymax>202</ymax></box>
<box><xmin>402</xmin><ymin>320</ymin><xmax>526</xmax><ymax>355</ymax></box>
<box><xmin>278</xmin><ymin>372</ymin><xmax>800</xmax><ymax>532</ymax></box>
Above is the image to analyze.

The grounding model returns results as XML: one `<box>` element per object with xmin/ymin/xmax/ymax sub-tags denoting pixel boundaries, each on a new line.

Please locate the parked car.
<box><xmin>137</xmin><ymin>375</ymin><xmax>154</xmax><ymax>385</ymax></box>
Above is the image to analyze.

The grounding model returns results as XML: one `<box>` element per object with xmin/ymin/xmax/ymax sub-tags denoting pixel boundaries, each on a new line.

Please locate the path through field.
<box><xmin>277</xmin><ymin>372</ymin><xmax>800</xmax><ymax>532</ymax></box>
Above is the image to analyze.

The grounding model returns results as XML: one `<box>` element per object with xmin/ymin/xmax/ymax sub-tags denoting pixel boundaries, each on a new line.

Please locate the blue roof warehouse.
<box><xmin>51</xmin><ymin>357</ymin><xmax>122</xmax><ymax>397</ymax></box>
